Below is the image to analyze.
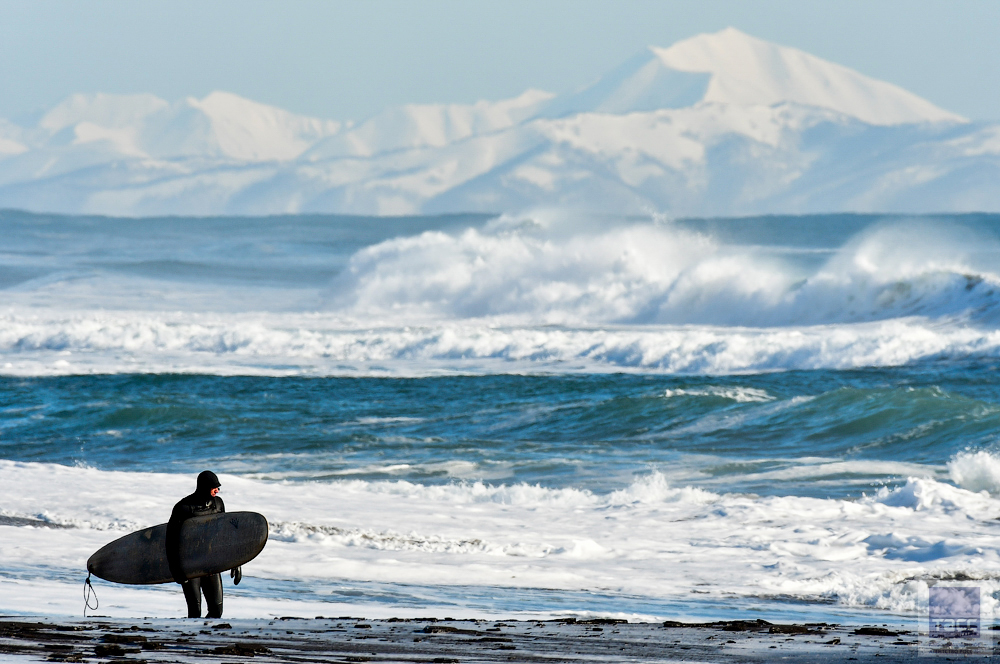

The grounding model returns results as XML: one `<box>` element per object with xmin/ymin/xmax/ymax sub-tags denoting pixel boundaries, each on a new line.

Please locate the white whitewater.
<box><xmin>3</xmin><ymin>457</ymin><xmax>1000</xmax><ymax>619</ymax></box>
<box><xmin>1</xmin><ymin>210</ymin><xmax>999</xmax><ymax>377</ymax></box>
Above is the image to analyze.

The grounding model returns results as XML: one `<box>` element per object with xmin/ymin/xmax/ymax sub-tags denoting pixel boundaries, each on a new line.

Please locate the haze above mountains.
<box><xmin>1</xmin><ymin>28</ymin><xmax>996</xmax><ymax>217</ymax></box>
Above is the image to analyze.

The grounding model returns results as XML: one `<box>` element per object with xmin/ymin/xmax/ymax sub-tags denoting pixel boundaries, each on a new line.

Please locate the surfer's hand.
<box><xmin>231</xmin><ymin>566</ymin><xmax>242</xmax><ymax>585</ymax></box>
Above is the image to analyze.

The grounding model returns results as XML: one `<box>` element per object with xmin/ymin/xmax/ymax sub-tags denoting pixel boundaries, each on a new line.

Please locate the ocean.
<box><xmin>2</xmin><ymin>208</ymin><xmax>1000</xmax><ymax>623</ymax></box>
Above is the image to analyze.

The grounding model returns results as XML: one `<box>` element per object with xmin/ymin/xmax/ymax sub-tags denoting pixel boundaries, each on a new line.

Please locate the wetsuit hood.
<box><xmin>196</xmin><ymin>470</ymin><xmax>221</xmax><ymax>498</ymax></box>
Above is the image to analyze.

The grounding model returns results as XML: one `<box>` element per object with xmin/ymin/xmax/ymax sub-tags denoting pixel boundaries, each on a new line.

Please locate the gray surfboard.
<box><xmin>87</xmin><ymin>512</ymin><xmax>268</xmax><ymax>585</ymax></box>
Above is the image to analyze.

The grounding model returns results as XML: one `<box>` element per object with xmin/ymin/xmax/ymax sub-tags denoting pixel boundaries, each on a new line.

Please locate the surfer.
<box><xmin>166</xmin><ymin>470</ymin><xmax>242</xmax><ymax>618</ymax></box>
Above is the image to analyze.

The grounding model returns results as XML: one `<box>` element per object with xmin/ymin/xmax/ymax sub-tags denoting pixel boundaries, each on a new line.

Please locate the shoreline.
<box><xmin>1</xmin><ymin>615</ymin><xmax>988</xmax><ymax>663</ymax></box>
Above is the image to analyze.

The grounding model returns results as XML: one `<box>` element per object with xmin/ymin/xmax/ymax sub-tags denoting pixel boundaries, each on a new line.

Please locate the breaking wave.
<box><xmin>333</xmin><ymin>215</ymin><xmax>1000</xmax><ymax>326</ymax></box>
<box><xmin>3</xmin><ymin>311</ymin><xmax>1000</xmax><ymax>376</ymax></box>
<box><xmin>948</xmin><ymin>450</ymin><xmax>1000</xmax><ymax>494</ymax></box>
<box><xmin>3</xmin><ymin>212</ymin><xmax>1000</xmax><ymax>376</ymax></box>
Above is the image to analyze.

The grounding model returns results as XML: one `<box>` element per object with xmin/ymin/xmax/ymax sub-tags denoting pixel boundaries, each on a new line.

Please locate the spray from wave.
<box><xmin>4</xmin><ymin>211</ymin><xmax>1000</xmax><ymax>375</ymax></box>
<box><xmin>948</xmin><ymin>450</ymin><xmax>1000</xmax><ymax>494</ymax></box>
<box><xmin>333</xmin><ymin>214</ymin><xmax>1000</xmax><ymax>326</ymax></box>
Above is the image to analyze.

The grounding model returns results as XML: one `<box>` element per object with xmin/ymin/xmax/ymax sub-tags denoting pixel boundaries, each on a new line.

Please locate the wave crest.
<box><xmin>333</xmin><ymin>217</ymin><xmax>1000</xmax><ymax>326</ymax></box>
<box><xmin>4</xmin><ymin>312</ymin><xmax>1000</xmax><ymax>376</ymax></box>
<box><xmin>949</xmin><ymin>450</ymin><xmax>1000</xmax><ymax>494</ymax></box>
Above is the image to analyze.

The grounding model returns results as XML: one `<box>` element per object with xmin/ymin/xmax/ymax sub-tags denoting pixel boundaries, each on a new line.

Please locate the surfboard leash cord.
<box><xmin>83</xmin><ymin>573</ymin><xmax>99</xmax><ymax>617</ymax></box>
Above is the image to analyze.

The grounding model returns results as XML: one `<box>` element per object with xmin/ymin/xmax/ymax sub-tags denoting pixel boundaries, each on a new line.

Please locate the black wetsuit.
<box><xmin>166</xmin><ymin>471</ymin><xmax>227</xmax><ymax>618</ymax></box>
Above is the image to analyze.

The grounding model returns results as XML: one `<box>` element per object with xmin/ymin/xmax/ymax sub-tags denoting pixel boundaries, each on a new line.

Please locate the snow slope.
<box><xmin>33</xmin><ymin>91</ymin><xmax>342</xmax><ymax>162</ymax></box>
<box><xmin>304</xmin><ymin>89</ymin><xmax>554</xmax><ymax>160</ymax></box>
<box><xmin>0</xmin><ymin>28</ymin><xmax>992</xmax><ymax>217</ymax></box>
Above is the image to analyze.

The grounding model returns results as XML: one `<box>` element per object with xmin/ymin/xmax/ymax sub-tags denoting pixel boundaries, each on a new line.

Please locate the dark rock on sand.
<box><xmin>0</xmin><ymin>615</ymin><xmax>985</xmax><ymax>663</ymax></box>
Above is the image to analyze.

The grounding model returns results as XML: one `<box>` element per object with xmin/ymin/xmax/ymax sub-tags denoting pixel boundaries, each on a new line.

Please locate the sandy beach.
<box><xmin>1</xmin><ymin>615</ymin><xmax>987</xmax><ymax>663</ymax></box>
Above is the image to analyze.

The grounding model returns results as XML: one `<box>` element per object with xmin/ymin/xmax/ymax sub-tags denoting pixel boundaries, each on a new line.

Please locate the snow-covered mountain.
<box><xmin>34</xmin><ymin>90</ymin><xmax>341</xmax><ymax>161</ymax></box>
<box><xmin>543</xmin><ymin>28</ymin><xmax>964</xmax><ymax>125</ymax></box>
<box><xmin>303</xmin><ymin>89</ymin><xmax>554</xmax><ymax>160</ymax></box>
<box><xmin>0</xmin><ymin>28</ymin><xmax>996</xmax><ymax>217</ymax></box>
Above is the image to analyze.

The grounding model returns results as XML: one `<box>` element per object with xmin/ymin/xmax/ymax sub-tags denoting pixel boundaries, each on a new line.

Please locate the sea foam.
<box><xmin>3</xmin><ymin>215</ymin><xmax>1000</xmax><ymax>377</ymax></box>
<box><xmin>2</xmin><ymin>461</ymin><xmax>999</xmax><ymax>620</ymax></box>
<box><xmin>948</xmin><ymin>450</ymin><xmax>1000</xmax><ymax>494</ymax></box>
<box><xmin>333</xmin><ymin>217</ymin><xmax>1000</xmax><ymax>326</ymax></box>
<box><xmin>3</xmin><ymin>310</ymin><xmax>1000</xmax><ymax>376</ymax></box>
<box><xmin>0</xmin><ymin>215</ymin><xmax>1000</xmax><ymax>376</ymax></box>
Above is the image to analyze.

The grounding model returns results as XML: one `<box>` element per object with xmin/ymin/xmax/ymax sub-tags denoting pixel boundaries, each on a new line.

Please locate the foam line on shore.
<box><xmin>2</xmin><ymin>310</ymin><xmax>1000</xmax><ymax>376</ymax></box>
<box><xmin>2</xmin><ymin>460</ymin><xmax>1000</xmax><ymax>619</ymax></box>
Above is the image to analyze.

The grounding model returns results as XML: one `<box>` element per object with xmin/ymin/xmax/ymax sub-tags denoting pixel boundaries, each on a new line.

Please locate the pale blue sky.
<box><xmin>1</xmin><ymin>0</ymin><xmax>997</xmax><ymax>123</ymax></box>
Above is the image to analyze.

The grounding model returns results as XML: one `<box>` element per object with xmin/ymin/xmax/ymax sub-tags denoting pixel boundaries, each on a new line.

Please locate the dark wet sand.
<box><xmin>0</xmin><ymin>615</ymin><xmax>989</xmax><ymax>663</ymax></box>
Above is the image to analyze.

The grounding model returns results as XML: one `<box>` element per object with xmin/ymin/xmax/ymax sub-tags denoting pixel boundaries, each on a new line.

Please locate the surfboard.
<box><xmin>87</xmin><ymin>511</ymin><xmax>268</xmax><ymax>585</ymax></box>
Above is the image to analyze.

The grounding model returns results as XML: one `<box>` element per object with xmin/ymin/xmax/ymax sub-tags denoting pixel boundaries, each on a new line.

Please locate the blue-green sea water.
<box><xmin>3</xmin><ymin>366</ymin><xmax>1000</xmax><ymax>499</ymax></box>
<box><xmin>2</xmin><ymin>209</ymin><xmax>1000</xmax><ymax>622</ymax></box>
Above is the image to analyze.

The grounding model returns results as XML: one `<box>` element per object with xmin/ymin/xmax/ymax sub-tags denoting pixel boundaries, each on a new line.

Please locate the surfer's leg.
<box><xmin>182</xmin><ymin>578</ymin><xmax>202</xmax><ymax>618</ymax></box>
<box><xmin>203</xmin><ymin>573</ymin><xmax>224</xmax><ymax>619</ymax></box>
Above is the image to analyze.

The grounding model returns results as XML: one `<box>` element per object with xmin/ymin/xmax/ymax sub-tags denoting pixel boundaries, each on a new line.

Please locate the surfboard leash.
<box><xmin>83</xmin><ymin>573</ymin><xmax>99</xmax><ymax>617</ymax></box>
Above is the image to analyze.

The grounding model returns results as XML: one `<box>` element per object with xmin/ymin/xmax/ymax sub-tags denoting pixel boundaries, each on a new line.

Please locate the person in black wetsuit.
<box><xmin>166</xmin><ymin>470</ymin><xmax>242</xmax><ymax>618</ymax></box>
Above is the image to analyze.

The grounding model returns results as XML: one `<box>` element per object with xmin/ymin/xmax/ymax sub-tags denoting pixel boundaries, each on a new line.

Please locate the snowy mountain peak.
<box><xmin>657</xmin><ymin>28</ymin><xmax>964</xmax><ymax>125</ymax></box>
<box><xmin>181</xmin><ymin>91</ymin><xmax>342</xmax><ymax>161</ymax></box>
<box><xmin>303</xmin><ymin>89</ymin><xmax>554</xmax><ymax>160</ymax></box>
<box><xmin>39</xmin><ymin>93</ymin><xmax>169</xmax><ymax>133</ymax></box>
<box><xmin>0</xmin><ymin>29</ymin><xmax>993</xmax><ymax>218</ymax></box>
<box><xmin>548</xmin><ymin>28</ymin><xmax>965</xmax><ymax>126</ymax></box>
<box><xmin>34</xmin><ymin>91</ymin><xmax>342</xmax><ymax>162</ymax></box>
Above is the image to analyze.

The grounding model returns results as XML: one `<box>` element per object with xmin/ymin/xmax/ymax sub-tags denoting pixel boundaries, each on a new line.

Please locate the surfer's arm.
<box><xmin>165</xmin><ymin>505</ymin><xmax>190</xmax><ymax>584</ymax></box>
<box><xmin>212</xmin><ymin>497</ymin><xmax>241</xmax><ymax>583</ymax></box>
<box><xmin>213</xmin><ymin>497</ymin><xmax>240</xmax><ymax>583</ymax></box>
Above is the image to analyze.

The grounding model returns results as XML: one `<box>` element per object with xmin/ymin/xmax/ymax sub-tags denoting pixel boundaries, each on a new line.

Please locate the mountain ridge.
<box><xmin>0</xmin><ymin>28</ymin><xmax>994</xmax><ymax>217</ymax></box>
